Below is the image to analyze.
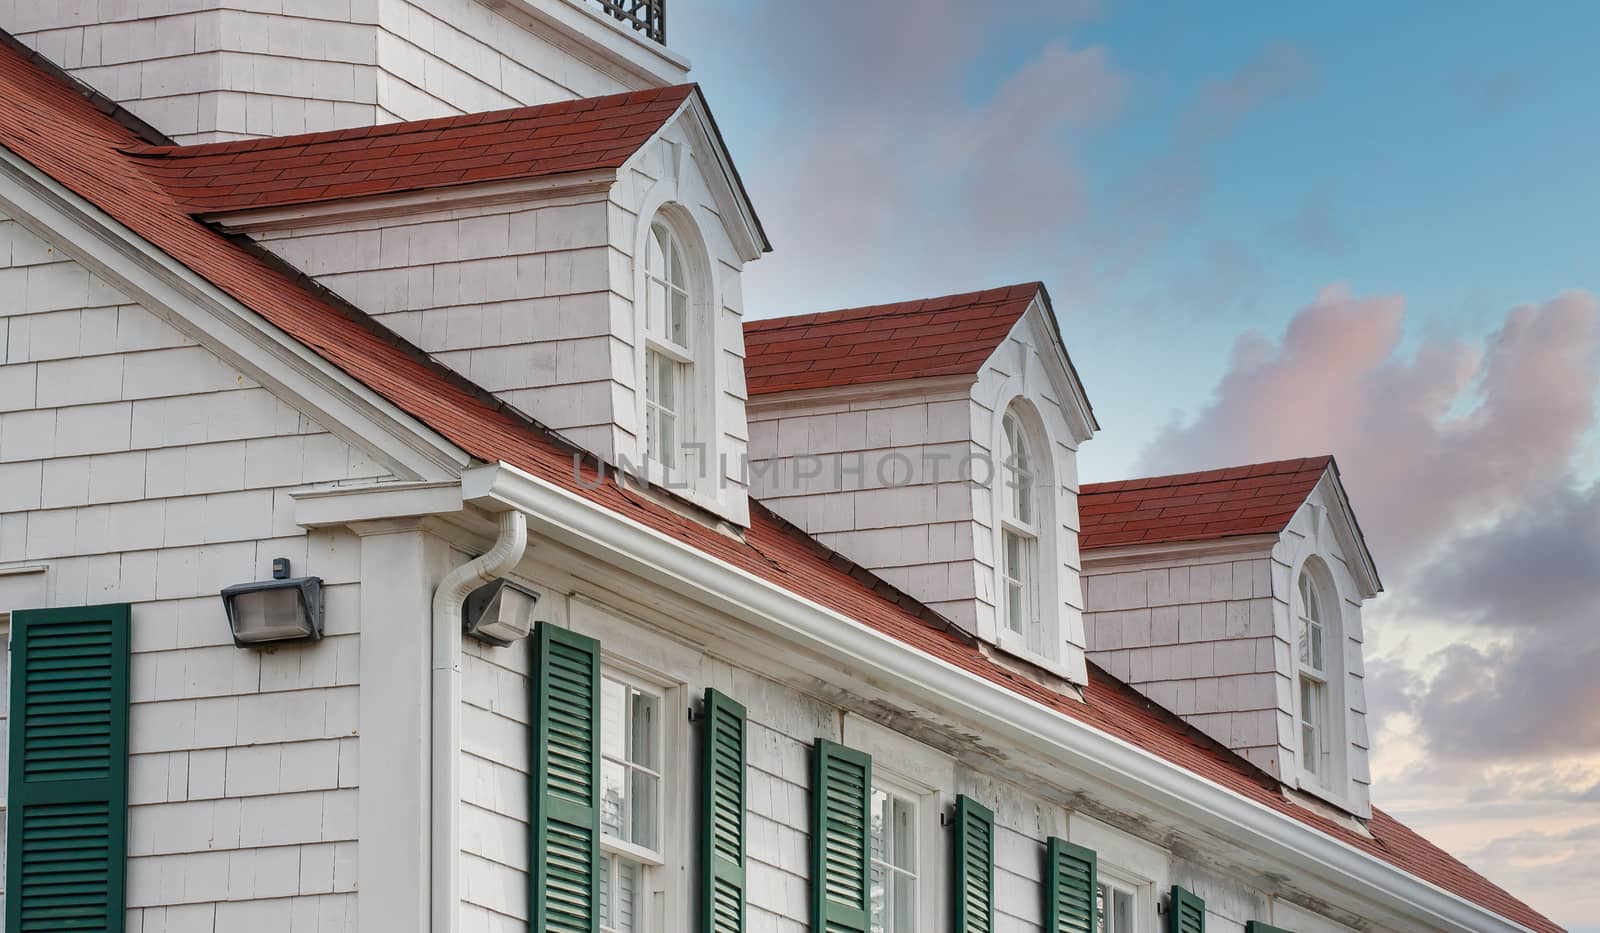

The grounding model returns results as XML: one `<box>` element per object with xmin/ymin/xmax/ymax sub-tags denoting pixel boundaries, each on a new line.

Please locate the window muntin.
<box><xmin>999</xmin><ymin>408</ymin><xmax>1046</xmax><ymax>657</ymax></box>
<box><xmin>1296</xmin><ymin>569</ymin><xmax>1331</xmax><ymax>783</ymax></box>
<box><xmin>643</xmin><ymin>221</ymin><xmax>692</xmax><ymax>472</ymax></box>
<box><xmin>600</xmin><ymin>671</ymin><xmax>664</xmax><ymax>933</ymax></box>
<box><xmin>1096</xmin><ymin>879</ymin><xmax>1136</xmax><ymax>933</ymax></box>
<box><xmin>869</xmin><ymin>784</ymin><xmax>918</xmax><ymax>933</ymax></box>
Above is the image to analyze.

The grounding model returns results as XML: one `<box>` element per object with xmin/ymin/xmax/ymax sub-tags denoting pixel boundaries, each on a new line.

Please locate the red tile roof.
<box><xmin>1080</xmin><ymin>456</ymin><xmax>1333</xmax><ymax>550</ymax></box>
<box><xmin>0</xmin><ymin>40</ymin><xmax>1558</xmax><ymax>933</ymax></box>
<box><xmin>742</xmin><ymin>283</ymin><xmax>1040</xmax><ymax>394</ymax></box>
<box><xmin>123</xmin><ymin>85</ymin><xmax>696</xmax><ymax>214</ymax></box>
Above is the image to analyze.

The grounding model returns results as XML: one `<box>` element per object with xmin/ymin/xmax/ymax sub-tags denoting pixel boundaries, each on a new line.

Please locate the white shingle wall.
<box><xmin>252</xmin><ymin>200</ymin><xmax>620</xmax><ymax>461</ymax></box>
<box><xmin>2</xmin><ymin>0</ymin><xmax>646</xmax><ymax>144</ymax></box>
<box><xmin>1084</xmin><ymin>559</ymin><xmax>1286</xmax><ymax>775</ymax></box>
<box><xmin>0</xmin><ymin>214</ymin><xmax>386</xmax><ymax>931</ymax></box>
<box><xmin>458</xmin><ymin>627</ymin><xmax>533</xmax><ymax>933</ymax></box>
<box><xmin>748</xmin><ymin>388</ymin><xmax>982</xmax><ymax>630</ymax></box>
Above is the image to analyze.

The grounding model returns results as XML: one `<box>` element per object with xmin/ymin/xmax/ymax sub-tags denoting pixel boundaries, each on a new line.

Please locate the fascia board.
<box><xmin>463</xmin><ymin>458</ymin><xmax>1538</xmax><ymax>933</ymax></box>
<box><xmin>0</xmin><ymin>147</ymin><xmax>471</xmax><ymax>482</ymax></box>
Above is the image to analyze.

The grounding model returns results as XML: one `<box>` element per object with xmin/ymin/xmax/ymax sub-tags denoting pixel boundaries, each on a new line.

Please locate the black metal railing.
<box><xmin>594</xmin><ymin>0</ymin><xmax>665</xmax><ymax>43</ymax></box>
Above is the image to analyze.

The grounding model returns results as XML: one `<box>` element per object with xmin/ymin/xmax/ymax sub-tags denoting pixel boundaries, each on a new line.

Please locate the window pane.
<box><xmin>870</xmin><ymin>788</ymin><xmax>888</xmax><ymax>861</ymax></box>
<box><xmin>890</xmin><ymin>796</ymin><xmax>915</xmax><ymax>871</ymax></box>
<box><xmin>669</xmin><ymin>240</ymin><xmax>685</xmax><ymax>290</ymax></box>
<box><xmin>630</xmin><ymin>769</ymin><xmax>659</xmax><ymax>849</ymax></box>
<box><xmin>1298</xmin><ymin>617</ymin><xmax>1311</xmax><ymax>666</ymax></box>
<box><xmin>648</xmin><ymin>225</ymin><xmax>668</xmax><ymax>277</ymax></box>
<box><xmin>669</xmin><ymin>287</ymin><xmax>688</xmax><ymax>346</ymax></box>
<box><xmin>892</xmin><ymin>871</ymin><xmax>916</xmax><ymax>932</ymax></box>
<box><xmin>630</xmin><ymin>690</ymin><xmax>659</xmax><ymax>770</ymax></box>
<box><xmin>600</xmin><ymin>758</ymin><xmax>627</xmax><ymax>838</ymax></box>
<box><xmin>657</xmin><ymin>409</ymin><xmax>677</xmax><ymax>468</ymax></box>
<box><xmin>601</xmin><ymin>678</ymin><xmax>627</xmax><ymax>761</ymax></box>
<box><xmin>1113</xmin><ymin>890</ymin><xmax>1133</xmax><ymax>933</ymax></box>
<box><xmin>1310</xmin><ymin>621</ymin><xmax>1324</xmax><ymax>671</ymax></box>
<box><xmin>646</xmin><ymin>278</ymin><xmax>667</xmax><ymax>335</ymax></box>
<box><xmin>870</xmin><ymin>862</ymin><xmax>887</xmax><ymax>933</ymax></box>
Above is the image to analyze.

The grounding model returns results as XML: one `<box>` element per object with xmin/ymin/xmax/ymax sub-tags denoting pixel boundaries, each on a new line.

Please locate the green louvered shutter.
<box><xmin>1245</xmin><ymin>923</ymin><xmax>1292</xmax><ymax>933</ymax></box>
<box><xmin>809</xmin><ymin>738</ymin><xmax>871</xmax><ymax>933</ymax></box>
<box><xmin>1045</xmin><ymin>837</ymin><xmax>1096</xmax><ymax>933</ymax></box>
<box><xmin>5</xmin><ymin>603</ymin><xmax>131</xmax><ymax>933</ymax></box>
<box><xmin>1169</xmin><ymin>886</ymin><xmax>1206</xmax><ymax>933</ymax></box>
<box><xmin>953</xmin><ymin>795</ymin><xmax>995</xmax><ymax>933</ymax></box>
<box><xmin>530</xmin><ymin>624</ymin><xmax>602</xmax><ymax>933</ymax></box>
<box><xmin>701</xmin><ymin>688</ymin><xmax>746</xmax><ymax>933</ymax></box>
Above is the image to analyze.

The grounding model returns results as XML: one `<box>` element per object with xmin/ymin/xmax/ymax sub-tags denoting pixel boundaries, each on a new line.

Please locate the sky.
<box><xmin>669</xmin><ymin>1</ymin><xmax>1600</xmax><ymax>928</ymax></box>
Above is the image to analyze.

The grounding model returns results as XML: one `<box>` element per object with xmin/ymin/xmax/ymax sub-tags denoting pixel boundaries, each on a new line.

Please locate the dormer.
<box><xmin>1079</xmin><ymin>456</ymin><xmax>1383</xmax><ymax>817</ymax></box>
<box><xmin>744</xmin><ymin>284</ymin><xmax>1098</xmax><ymax>683</ymax></box>
<box><xmin>131</xmin><ymin>86</ymin><xmax>769</xmax><ymax>525</ymax></box>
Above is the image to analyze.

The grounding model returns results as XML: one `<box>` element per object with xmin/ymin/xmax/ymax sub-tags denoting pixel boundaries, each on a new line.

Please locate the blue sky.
<box><xmin>672</xmin><ymin>2</ymin><xmax>1600</xmax><ymax>927</ymax></box>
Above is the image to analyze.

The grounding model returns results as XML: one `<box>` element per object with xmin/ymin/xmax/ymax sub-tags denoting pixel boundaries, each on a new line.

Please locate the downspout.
<box><xmin>430</xmin><ymin>508</ymin><xmax>527</xmax><ymax>933</ymax></box>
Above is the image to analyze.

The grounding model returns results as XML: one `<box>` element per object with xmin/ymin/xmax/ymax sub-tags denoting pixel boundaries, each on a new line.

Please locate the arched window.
<box><xmin>999</xmin><ymin>408</ymin><xmax>1044</xmax><ymax>656</ymax></box>
<box><xmin>1295</xmin><ymin>564</ymin><xmax>1342</xmax><ymax>788</ymax></box>
<box><xmin>642</xmin><ymin>219</ymin><xmax>692</xmax><ymax>470</ymax></box>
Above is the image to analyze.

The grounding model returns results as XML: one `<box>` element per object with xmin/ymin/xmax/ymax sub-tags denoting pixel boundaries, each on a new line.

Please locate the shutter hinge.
<box><xmin>687</xmin><ymin>703</ymin><xmax>701</xmax><ymax>722</ymax></box>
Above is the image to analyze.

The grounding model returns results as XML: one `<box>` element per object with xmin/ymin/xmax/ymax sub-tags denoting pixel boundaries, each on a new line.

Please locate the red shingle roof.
<box><xmin>0</xmin><ymin>40</ymin><xmax>1558</xmax><ymax>933</ymax></box>
<box><xmin>1080</xmin><ymin>456</ymin><xmax>1333</xmax><ymax>550</ymax></box>
<box><xmin>742</xmin><ymin>283</ymin><xmax>1040</xmax><ymax>394</ymax></box>
<box><xmin>123</xmin><ymin>85</ymin><xmax>696</xmax><ymax>214</ymax></box>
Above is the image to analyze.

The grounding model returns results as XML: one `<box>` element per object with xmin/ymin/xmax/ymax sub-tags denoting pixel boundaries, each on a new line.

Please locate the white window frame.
<box><xmin>1097</xmin><ymin>873</ymin><xmax>1139</xmax><ymax>933</ymax></box>
<box><xmin>642</xmin><ymin>219</ymin><xmax>694</xmax><ymax>478</ymax></box>
<box><xmin>868</xmin><ymin>772</ymin><xmax>929</xmax><ymax>933</ymax></box>
<box><xmin>1291</xmin><ymin>560</ymin><xmax>1347</xmax><ymax>799</ymax></box>
<box><xmin>994</xmin><ymin>402</ymin><xmax>1059</xmax><ymax>667</ymax></box>
<box><xmin>598</xmin><ymin>662</ymin><xmax>680</xmax><ymax>933</ymax></box>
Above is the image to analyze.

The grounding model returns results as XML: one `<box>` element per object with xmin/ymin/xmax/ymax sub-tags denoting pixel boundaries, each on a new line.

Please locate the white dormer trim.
<box><xmin>1015</xmin><ymin>297</ymin><xmax>1097</xmax><ymax>445</ymax></box>
<box><xmin>625</xmin><ymin>91</ymin><xmax>770</xmax><ymax>263</ymax></box>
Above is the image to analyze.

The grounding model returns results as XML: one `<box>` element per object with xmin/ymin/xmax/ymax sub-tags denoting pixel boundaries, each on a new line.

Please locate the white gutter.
<box><xmin>430</xmin><ymin>508</ymin><xmax>528</xmax><ymax>933</ymax></box>
<box><xmin>460</xmin><ymin>462</ymin><xmax>1536</xmax><ymax>933</ymax></box>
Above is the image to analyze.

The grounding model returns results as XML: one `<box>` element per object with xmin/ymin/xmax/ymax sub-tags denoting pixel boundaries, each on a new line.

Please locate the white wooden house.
<box><xmin>0</xmin><ymin>3</ymin><xmax>1562</xmax><ymax>933</ymax></box>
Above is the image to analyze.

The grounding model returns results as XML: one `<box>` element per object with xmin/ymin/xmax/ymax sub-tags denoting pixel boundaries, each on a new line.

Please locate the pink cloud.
<box><xmin>1138</xmin><ymin>287</ymin><xmax>1599</xmax><ymax>569</ymax></box>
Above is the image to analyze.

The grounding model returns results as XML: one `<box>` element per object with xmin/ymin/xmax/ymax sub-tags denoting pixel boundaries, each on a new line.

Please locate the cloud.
<box><xmin>1270</xmin><ymin>190</ymin><xmax>1350</xmax><ymax>255</ymax></box>
<box><xmin>1070</xmin><ymin>42</ymin><xmax>1316</xmax><ymax>296</ymax></box>
<box><xmin>1137</xmin><ymin>287</ymin><xmax>1600</xmax><ymax>570</ymax></box>
<box><xmin>1179</xmin><ymin>41</ymin><xmax>1315</xmax><ymax>144</ymax></box>
<box><xmin>680</xmin><ymin>0</ymin><xmax>1123</xmax><ymax>312</ymax></box>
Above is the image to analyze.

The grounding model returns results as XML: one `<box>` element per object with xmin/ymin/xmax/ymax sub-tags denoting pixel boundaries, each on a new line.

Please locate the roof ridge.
<box><xmin>121</xmin><ymin>84</ymin><xmax>698</xmax><ymax>159</ymax></box>
<box><xmin>1082</xmin><ymin>454</ymin><xmax>1334</xmax><ymax>492</ymax></box>
<box><xmin>745</xmin><ymin>280</ymin><xmax>1042</xmax><ymax>332</ymax></box>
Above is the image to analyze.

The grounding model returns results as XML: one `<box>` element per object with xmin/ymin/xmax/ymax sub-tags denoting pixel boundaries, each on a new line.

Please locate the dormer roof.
<box><xmin>1081</xmin><ymin>455</ymin><xmax>1382</xmax><ymax>595</ymax></box>
<box><xmin>118</xmin><ymin>84</ymin><xmax>770</xmax><ymax>257</ymax></box>
<box><xmin>743</xmin><ymin>282</ymin><xmax>1044</xmax><ymax>395</ymax></box>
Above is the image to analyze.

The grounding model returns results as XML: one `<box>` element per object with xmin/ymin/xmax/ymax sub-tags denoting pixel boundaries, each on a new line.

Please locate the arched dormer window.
<box><xmin>1295</xmin><ymin>560</ymin><xmax>1345</xmax><ymax>790</ymax></box>
<box><xmin>643</xmin><ymin>219</ymin><xmax>693</xmax><ymax>471</ymax></box>
<box><xmin>997</xmin><ymin>405</ymin><xmax>1055</xmax><ymax>660</ymax></box>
